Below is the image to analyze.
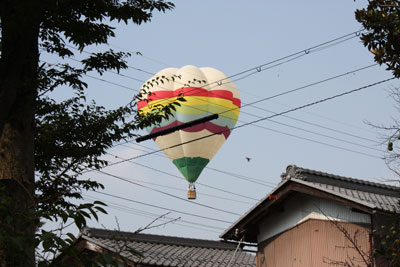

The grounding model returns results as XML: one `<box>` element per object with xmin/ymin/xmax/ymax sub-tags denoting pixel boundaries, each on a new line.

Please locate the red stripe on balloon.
<box><xmin>137</xmin><ymin>87</ymin><xmax>241</xmax><ymax>110</ymax></box>
<box><xmin>150</xmin><ymin>121</ymin><xmax>231</xmax><ymax>141</ymax></box>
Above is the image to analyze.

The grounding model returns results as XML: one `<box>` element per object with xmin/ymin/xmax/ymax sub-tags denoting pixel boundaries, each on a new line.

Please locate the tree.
<box><xmin>355</xmin><ymin>0</ymin><xmax>400</xmax><ymax>78</ymax></box>
<box><xmin>0</xmin><ymin>1</ymin><xmax>178</xmax><ymax>266</ymax></box>
<box><xmin>355</xmin><ymin>0</ymin><xmax>400</xmax><ymax>181</ymax></box>
<box><xmin>333</xmin><ymin>2</ymin><xmax>400</xmax><ymax>266</ymax></box>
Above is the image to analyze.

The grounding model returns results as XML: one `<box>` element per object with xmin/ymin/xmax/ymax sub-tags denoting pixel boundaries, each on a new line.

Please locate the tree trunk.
<box><xmin>0</xmin><ymin>1</ymin><xmax>40</xmax><ymax>266</ymax></box>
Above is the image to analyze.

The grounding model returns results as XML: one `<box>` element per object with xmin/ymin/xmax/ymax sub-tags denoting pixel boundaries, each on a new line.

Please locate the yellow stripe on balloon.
<box><xmin>139</xmin><ymin>96</ymin><xmax>240</xmax><ymax>118</ymax></box>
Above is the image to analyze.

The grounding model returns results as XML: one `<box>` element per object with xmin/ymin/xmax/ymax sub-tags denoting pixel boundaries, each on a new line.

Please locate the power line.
<box><xmin>48</xmin><ymin>32</ymin><xmax>386</xmax><ymax>167</ymax></box>
<box><xmin>96</xmin><ymin>169</ymin><xmax>242</xmax><ymax>216</ymax></box>
<box><xmin>127</xmin><ymin>59</ymin><xmax>379</xmax><ymax>145</ymax></box>
<box><xmin>252</xmin><ymin>105</ymin><xmax>379</xmax><ymax>143</ymax></box>
<box><xmin>83</xmin><ymin>60</ymin><xmax>381</xmax><ymax>154</ymax></box>
<box><xmin>234</xmin><ymin>77</ymin><xmax>394</xmax><ymax>133</ymax></box>
<box><xmin>107</xmin><ymin>149</ymin><xmax>272</xmax><ymax>194</ymax></box>
<box><xmin>106</xmin><ymin>61</ymin><xmax>380</xmax><ymax>148</ymax></box>
<box><xmin>97</xmin><ymin>161</ymin><xmax>255</xmax><ymax>205</ymax></box>
<box><xmin>122</xmin><ymin>128</ymin><xmax>380</xmax><ymax>177</ymax></box>
<box><xmin>82</xmin><ymin>148</ymin><xmax>261</xmax><ymax>201</ymax></box>
<box><xmin>85</xmin><ymin>73</ymin><xmax>139</xmax><ymax>92</ymax></box>
<box><xmin>125</xmin><ymin>30</ymin><xmax>361</xmax><ymax>92</ymax></box>
<box><xmin>232</xmin><ymin>106</ymin><xmax>381</xmax><ymax>155</ymax></box>
<box><xmin>107</xmin><ymin>43</ymin><xmax>172</xmax><ymax>68</ymax></box>
<box><xmin>41</xmin><ymin>59</ymin><xmax>141</xmax><ymax>92</ymax></box>
<box><xmin>92</xmin><ymin>191</ymin><xmax>234</xmax><ymax>224</ymax></box>
<box><xmin>84</xmin><ymin>194</ymin><xmax>225</xmax><ymax>233</ymax></box>
<box><xmin>119</xmin><ymin>143</ymin><xmax>278</xmax><ymax>187</ymax></box>
<box><xmin>141</xmin><ymin>30</ymin><xmax>360</xmax><ymax>100</ymax></box>
<box><xmin>248</xmin><ymin>115</ymin><xmax>382</xmax><ymax>152</ymax></box>
<box><xmin>102</xmin><ymin>153</ymin><xmax>262</xmax><ymax>200</ymax></box>
<box><xmin>248</xmin><ymin>122</ymin><xmax>381</xmax><ymax>159</ymax></box>
<box><xmin>268</xmin><ymin>98</ymin><xmax>379</xmax><ymax>135</ymax></box>
<box><xmin>227</xmin><ymin>34</ymin><xmax>360</xmax><ymax>85</ymax></box>
<box><xmin>220</xmin><ymin>30</ymin><xmax>362</xmax><ymax>84</ymax></box>
<box><xmin>61</xmin><ymin>37</ymin><xmax>379</xmax><ymax>148</ymax></box>
<box><xmin>70</xmin><ymin>30</ymin><xmax>362</xmax><ymax>107</ymax></box>
<box><xmin>78</xmin><ymin>58</ymin><xmax>380</xmax><ymax>150</ymax></box>
<box><xmin>47</xmin><ymin>30</ymin><xmax>369</xmax><ymax>141</ymax></box>
<box><xmin>130</xmin><ymin>60</ymin><xmax>379</xmax><ymax>148</ymax></box>
<box><xmin>236</xmin><ymin>64</ymin><xmax>377</xmax><ymax>115</ymax></box>
<box><xmin>95</xmin><ymin>158</ymin><xmax>254</xmax><ymax>204</ymax></box>
<box><xmin>100</xmin><ymin>78</ymin><xmax>393</xmax><ymax>168</ymax></box>
<box><xmin>47</xmin><ymin>57</ymin><xmax>381</xmax><ymax>148</ymax></box>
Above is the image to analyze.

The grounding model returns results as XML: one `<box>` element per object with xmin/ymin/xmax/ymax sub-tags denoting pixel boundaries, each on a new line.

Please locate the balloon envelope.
<box><xmin>138</xmin><ymin>65</ymin><xmax>241</xmax><ymax>184</ymax></box>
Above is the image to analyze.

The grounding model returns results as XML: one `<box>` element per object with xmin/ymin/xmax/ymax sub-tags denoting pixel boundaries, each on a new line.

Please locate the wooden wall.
<box><xmin>257</xmin><ymin>219</ymin><xmax>371</xmax><ymax>267</ymax></box>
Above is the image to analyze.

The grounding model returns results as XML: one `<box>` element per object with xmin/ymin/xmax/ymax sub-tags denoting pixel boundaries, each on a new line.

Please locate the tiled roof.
<box><xmin>82</xmin><ymin>228</ymin><xmax>256</xmax><ymax>267</ymax></box>
<box><xmin>283</xmin><ymin>165</ymin><xmax>400</xmax><ymax>213</ymax></box>
<box><xmin>220</xmin><ymin>165</ymin><xmax>400</xmax><ymax>241</ymax></box>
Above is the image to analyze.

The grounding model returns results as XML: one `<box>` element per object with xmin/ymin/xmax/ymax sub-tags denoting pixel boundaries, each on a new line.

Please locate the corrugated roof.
<box><xmin>82</xmin><ymin>228</ymin><xmax>256</xmax><ymax>267</ymax></box>
<box><xmin>220</xmin><ymin>165</ymin><xmax>400</xmax><ymax>241</ymax></box>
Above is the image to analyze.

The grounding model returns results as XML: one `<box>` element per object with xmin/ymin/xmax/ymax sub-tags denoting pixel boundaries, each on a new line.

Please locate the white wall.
<box><xmin>257</xmin><ymin>195</ymin><xmax>371</xmax><ymax>243</ymax></box>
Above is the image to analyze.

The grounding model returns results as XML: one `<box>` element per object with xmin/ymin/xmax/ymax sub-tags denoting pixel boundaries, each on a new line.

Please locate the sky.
<box><xmin>47</xmin><ymin>0</ymin><xmax>400</xmax><ymax>241</ymax></box>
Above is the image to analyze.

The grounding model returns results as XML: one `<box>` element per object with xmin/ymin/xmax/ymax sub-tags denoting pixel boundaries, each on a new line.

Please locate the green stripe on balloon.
<box><xmin>172</xmin><ymin>157</ymin><xmax>210</xmax><ymax>183</ymax></box>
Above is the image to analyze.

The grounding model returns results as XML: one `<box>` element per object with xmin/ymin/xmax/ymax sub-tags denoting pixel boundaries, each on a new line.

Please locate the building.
<box><xmin>56</xmin><ymin>227</ymin><xmax>256</xmax><ymax>267</ymax></box>
<box><xmin>220</xmin><ymin>165</ymin><xmax>400</xmax><ymax>267</ymax></box>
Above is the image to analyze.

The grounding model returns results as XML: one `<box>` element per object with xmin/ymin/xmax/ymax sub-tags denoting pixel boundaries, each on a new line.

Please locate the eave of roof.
<box><xmin>220</xmin><ymin>173</ymin><xmax>400</xmax><ymax>242</ymax></box>
<box><xmin>219</xmin><ymin>178</ymin><xmax>292</xmax><ymax>241</ymax></box>
<box><xmin>84</xmin><ymin>227</ymin><xmax>238</xmax><ymax>250</ymax></box>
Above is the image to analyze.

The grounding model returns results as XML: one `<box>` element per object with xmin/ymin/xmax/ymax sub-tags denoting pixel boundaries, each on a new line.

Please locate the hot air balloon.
<box><xmin>137</xmin><ymin>65</ymin><xmax>241</xmax><ymax>199</ymax></box>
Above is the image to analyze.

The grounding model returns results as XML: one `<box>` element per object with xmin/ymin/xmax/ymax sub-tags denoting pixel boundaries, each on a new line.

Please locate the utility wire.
<box><xmin>104</xmin><ymin>152</ymin><xmax>261</xmax><ymax>201</ymax></box>
<box><xmin>119</xmin><ymin>143</ymin><xmax>279</xmax><ymax>187</ymax></box>
<box><xmin>233</xmin><ymin>77</ymin><xmax>394</xmax><ymax>133</ymax></box>
<box><xmin>251</xmin><ymin>105</ymin><xmax>378</xmax><ymax>144</ymax></box>
<box><xmin>53</xmin><ymin>32</ymin><xmax>384</xmax><ymax>167</ymax></box>
<box><xmin>48</xmin><ymin>57</ymin><xmax>380</xmax><ymax>148</ymax></box>
<box><xmin>268</xmin><ymin>98</ymin><xmax>378</xmax><ymax>135</ymax></box>
<box><xmin>236</xmin><ymin>64</ymin><xmax>377</xmax><ymax>115</ymax></box>
<box><xmin>96</xmin><ymin>157</ymin><xmax>254</xmax><ymax>204</ymax></box>
<box><xmin>69</xmin><ymin>30</ymin><xmax>362</xmax><ymax>104</ymax></box>
<box><xmin>61</xmin><ymin>36</ymin><xmax>378</xmax><ymax>148</ymax></box>
<box><xmin>129</xmin><ymin>142</ymin><xmax>278</xmax><ymax>185</ymax></box>
<box><xmin>84</xmin><ymin>195</ymin><xmax>225</xmax><ymax>232</ymax></box>
<box><xmin>104</xmin><ymin>56</ymin><xmax>379</xmax><ymax>148</ymax></box>
<box><xmin>92</xmin><ymin>191</ymin><xmax>234</xmax><ymax>224</ymax></box>
<box><xmin>248</xmin><ymin>114</ymin><xmax>382</xmax><ymax>152</ymax></box>
<box><xmin>93</xmin><ymin>163</ymin><xmax>254</xmax><ymax>205</ymax></box>
<box><xmin>102</xmin><ymin>59</ymin><xmax>382</xmax><ymax>156</ymax></box>
<box><xmin>100</xmin><ymin>78</ymin><xmax>394</xmax><ymax>168</ymax></box>
<box><xmin>82</xmin><ymin>148</ymin><xmax>261</xmax><ymax>201</ymax></box>
<box><xmin>249</xmin><ymin>122</ymin><xmax>381</xmax><ymax>159</ymax></box>
<box><xmin>107</xmin><ymin>43</ymin><xmax>172</xmax><ymax>68</ymax></box>
<box><xmin>51</xmin><ymin>30</ymin><xmax>367</xmax><ymax>134</ymax></box>
<box><xmin>85</xmin><ymin>73</ymin><xmax>139</xmax><ymax>92</ymax></box>
<box><xmin>81</xmin><ymin>59</ymin><xmax>379</xmax><ymax>149</ymax></box>
<box><xmin>219</xmin><ymin>30</ymin><xmax>362</xmax><ymax>84</ymax></box>
<box><xmin>96</xmin><ymin>169</ymin><xmax>242</xmax><ymax>216</ymax></box>
<box><xmin>132</xmin><ymin>30</ymin><xmax>361</xmax><ymax>102</ymax></box>
<box><xmin>227</xmin><ymin>34</ymin><xmax>365</xmax><ymax>86</ymax></box>
<box><xmin>233</xmin><ymin>107</ymin><xmax>381</xmax><ymax>155</ymax></box>
<box><xmin>86</xmin><ymin>60</ymin><xmax>381</xmax><ymax>153</ymax></box>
